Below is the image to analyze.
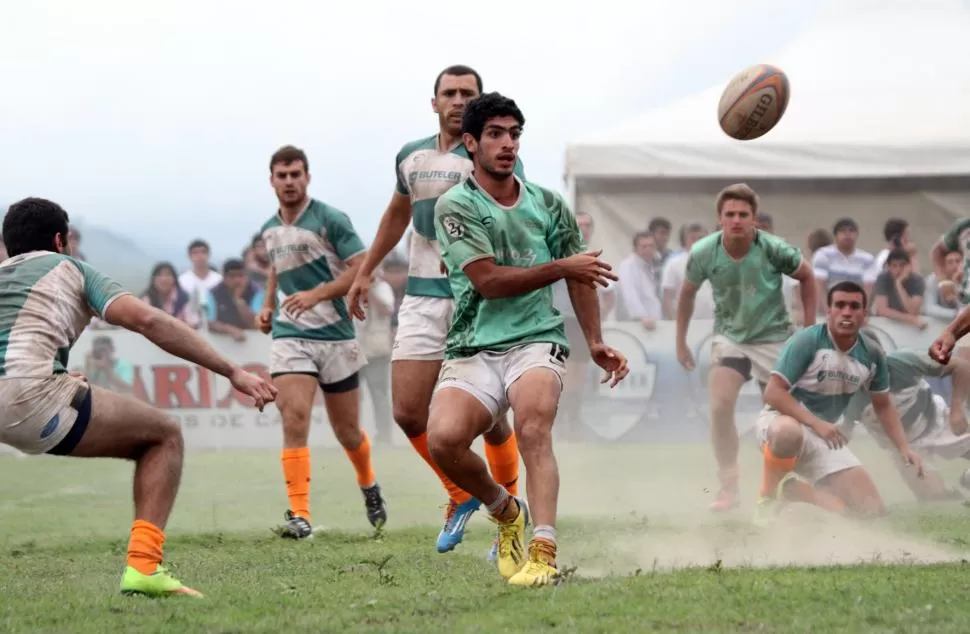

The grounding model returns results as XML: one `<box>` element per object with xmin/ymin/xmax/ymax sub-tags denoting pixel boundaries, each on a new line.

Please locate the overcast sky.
<box><xmin>0</xmin><ymin>0</ymin><xmax>918</xmax><ymax>258</ymax></box>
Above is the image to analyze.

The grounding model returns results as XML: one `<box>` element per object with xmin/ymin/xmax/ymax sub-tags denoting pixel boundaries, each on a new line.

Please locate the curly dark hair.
<box><xmin>460</xmin><ymin>92</ymin><xmax>525</xmax><ymax>142</ymax></box>
<box><xmin>2</xmin><ymin>197</ymin><xmax>71</xmax><ymax>258</ymax></box>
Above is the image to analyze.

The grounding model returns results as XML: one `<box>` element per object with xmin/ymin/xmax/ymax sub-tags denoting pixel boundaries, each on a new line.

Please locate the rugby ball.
<box><xmin>717</xmin><ymin>64</ymin><xmax>790</xmax><ymax>141</ymax></box>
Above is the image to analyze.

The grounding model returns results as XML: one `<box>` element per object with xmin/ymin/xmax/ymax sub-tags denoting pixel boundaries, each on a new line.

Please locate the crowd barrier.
<box><xmin>37</xmin><ymin>316</ymin><xmax>949</xmax><ymax>451</ymax></box>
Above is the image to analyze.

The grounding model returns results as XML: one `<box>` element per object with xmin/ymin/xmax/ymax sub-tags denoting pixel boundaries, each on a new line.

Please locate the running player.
<box><xmin>0</xmin><ymin>197</ymin><xmax>277</xmax><ymax>597</ymax></box>
<box><xmin>255</xmin><ymin>146</ymin><xmax>387</xmax><ymax>539</ymax></box>
<box><xmin>840</xmin><ymin>346</ymin><xmax>970</xmax><ymax>501</ymax></box>
<box><xmin>346</xmin><ymin>65</ymin><xmax>522</xmax><ymax>553</ymax></box>
<box><xmin>428</xmin><ymin>92</ymin><xmax>628</xmax><ymax>586</ymax></box>
<box><xmin>754</xmin><ymin>281</ymin><xmax>924</xmax><ymax>525</ymax></box>
<box><xmin>676</xmin><ymin>183</ymin><xmax>818</xmax><ymax>511</ymax></box>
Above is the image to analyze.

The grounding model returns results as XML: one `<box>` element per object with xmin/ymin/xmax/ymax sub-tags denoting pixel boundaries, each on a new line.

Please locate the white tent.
<box><xmin>565</xmin><ymin>3</ymin><xmax>970</xmax><ymax>264</ymax></box>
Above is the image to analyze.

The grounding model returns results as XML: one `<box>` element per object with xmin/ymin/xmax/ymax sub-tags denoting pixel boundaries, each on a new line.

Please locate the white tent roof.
<box><xmin>566</xmin><ymin>3</ymin><xmax>970</xmax><ymax>179</ymax></box>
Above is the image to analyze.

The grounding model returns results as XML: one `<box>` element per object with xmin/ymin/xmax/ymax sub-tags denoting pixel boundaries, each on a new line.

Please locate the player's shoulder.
<box><xmin>794</xmin><ymin>322</ymin><xmax>827</xmax><ymax>345</ymax></box>
<box><xmin>523</xmin><ymin>181</ymin><xmax>566</xmax><ymax>211</ymax></box>
<box><xmin>436</xmin><ymin>180</ymin><xmax>477</xmax><ymax>212</ymax></box>
<box><xmin>396</xmin><ymin>134</ymin><xmax>437</xmax><ymax>164</ymax></box>
<box><xmin>4</xmin><ymin>250</ymin><xmax>78</xmax><ymax>275</ymax></box>
<box><xmin>755</xmin><ymin>229</ymin><xmax>795</xmax><ymax>251</ymax></box>
<box><xmin>260</xmin><ymin>213</ymin><xmax>282</xmax><ymax>234</ymax></box>
<box><xmin>688</xmin><ymin>231</ymin><xmax>722</xmax><ymax>262</ymax></box>
<box><xmin>306</xmin><ymin>198</ymin><xmax>352</xmax><ymax>225</ymax></box>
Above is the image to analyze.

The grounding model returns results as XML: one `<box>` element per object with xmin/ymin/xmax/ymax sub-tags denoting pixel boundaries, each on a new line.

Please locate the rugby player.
<box><xmin>0</xmin><ymin>197</ymin><xmax>277</xmax><ymax>597</ymax></box>
<box><xmin>429</xmin><ymin>92</ymin><xmax>628</xmax><ymax>586</ymax></box>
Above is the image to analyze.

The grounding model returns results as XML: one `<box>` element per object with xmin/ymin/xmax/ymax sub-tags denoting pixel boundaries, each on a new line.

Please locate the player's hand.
<box><xmin>949</xmin><ymin>406</ymin><xmax>969</xmax><ymax>436</ymax></box>
<box><xmin>69</xmin><ymin>371</ymin><xmax>88</xmax><ymax>383</ymax></box>
<box><xmin>282</xmin><ymin>289</ymin><xmax>324</xmax><ymax>319</ymax></box>
<box><xmin>929</xmin><ymin>330</ymin><xmax>957</xmax><ymax>364</ymax></box>
<box><xmin>590</xmin><ymin>343</ymin><xmax>629</xmax><ymax>388</ymax></box>
<box><xmin>560</xmin><ymin>250</ymin><xmax>618</xmax><ymax>289</ymax></box>
<box><xmin>899</xmin><ymin>447</ymin><xmax>925</xmax><ymax>479</ymax></box>
<box><xmin>347</xmin><ymin>274</ymin><xmax>371</xmax><ymax>321</ymax></box>
<box><xmin>255</xmin><ymin>307</ymin><xmax>273</xmax><ymax>334</ymax></box>
<box><xmin>676</xmin><ymin>342</ymin><xmax>695</xmax><ymax>371</ymax></box>
<box><xmin>811</xmin><ymin>420</ymin><xmax>847</xmax><ymax>450</ymax></box>
<box><xmin>229</xmin><ymin>367</ymin><xmax>278</xmax><ymax>413</ymax></box>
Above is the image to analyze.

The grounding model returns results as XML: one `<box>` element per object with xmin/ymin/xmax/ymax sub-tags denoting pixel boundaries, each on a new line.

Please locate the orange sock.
<box><xmin>485</xmin><ymin>432</ymin><xmax>520</xmax><ymax>496</ymax></box>
<box><xmin>408</xmin><ymin>432</ymin><xmax>472</xmax><ymax>504</ymax></box>
<box><xmin>344</xmin><ymin>431</ymin><xmax>377</xmax><ymax>488</ymax></box>
<box><xmin>127</xmin><ymin>519</ymin><xmax>165</xmax><ymax>575</ymax></box>
<box><xmin>760</xmin><ymin>444</ymin><xmax>797</xmax><ymax>498</ymax></box>
<box><xmin>282</xmin><ymin>447</ymin><xmax>311</xmax><ymax>522</ymax></box>
<box><xmin>785</xmin><ymin>479</ymin><xmax>848</xmax><ymax>514</ymax></box>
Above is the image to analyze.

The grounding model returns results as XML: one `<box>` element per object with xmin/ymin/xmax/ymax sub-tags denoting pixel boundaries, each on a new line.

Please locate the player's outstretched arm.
<box><xmin>674</xmin><ymin>281</ymin><xmax>699</xmax><ymax>370</ymax></box>
<box><xmin>945</xmin><ymin>356</ymin><xmax>970</xmax><ymax>433</ymax></box>
<box><xmin>104</xmin><ymin>295</ymin><xmax>277</xmax><ymax>408</ymax></box>
<box><xmin>870</xmin><ymin>392</ymin><xmax>924</xmax><ymax>477</ymax></box>
<box><xmin>789</xmin><ymin>259</ymin><xmax>817</xmax><ymax>328</ymax></box>
<box><xmin>930</xmin><ymin>304</ymin><xmax>970</xmax><ymax>363</ymax></box>
<box><xmin>358</xmin><ymin>193</ymin><xmax>412</xmax><ymax>280</ymax></box>
<box><xmin>566</xmin><ymin>279</ymin><xmax>603</xmax><ymax>347</ymax></box>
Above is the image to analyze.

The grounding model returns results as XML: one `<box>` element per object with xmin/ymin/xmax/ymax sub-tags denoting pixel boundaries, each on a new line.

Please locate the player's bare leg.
<box><xmin>818</xmin><ymin>468</ymin><xmax>886</xmax><ymax>517</ymax></box>
<box><xmin>754</xmin><ymin>415</ymin><xmax>848</xmax><ymax>526</ymax></box>
<box><xmin>393</xmin><ymin>359</ymin><xmax>519</xmax><ymax>552</ymax></box>
<box><xmin>275</xmin><ymin>374</ymin><xmax>318</xmax><ymax>539</ymax></box>
<box><xmin>323</xmin><ymin>383</ymin><xmax>386</xmax><ymax>528</ymax></box>
<box><xmin>505</xmin><ymin>369</ymin><xmax>562</xmax><ymax>587</ymax></box>
<box><xmin>68</xmin><ymin>385</ymin><xmax>200</xmax><ymax>597</ymax></box>
<box><xmin>708</xmin><ymin>365</ymin><xmax>746</xmax><ymax>511</ymax></box>
<box><xmin>427</xmin><ymin>387</ymin><xmax>530</xmax><ymax>577</ymax></box>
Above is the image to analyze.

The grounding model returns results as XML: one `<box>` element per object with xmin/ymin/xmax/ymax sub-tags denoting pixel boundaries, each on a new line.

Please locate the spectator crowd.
<box><xmin>0</xmin><ymin>212</ymin><xmax>962</xmax><ymax>443</ymax></box>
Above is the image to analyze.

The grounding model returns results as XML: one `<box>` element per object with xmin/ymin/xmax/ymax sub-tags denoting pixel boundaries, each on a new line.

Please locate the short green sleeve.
<box><xmin>548</xmin><ymin>195</ymin><xmax>586</xmax><ymax>260</ymax></box>
<box><xmin>76</xmin><ymin>260</ymin><xmax>128</xmax><ymax>317</ymax></box>
<box><xmin>685</xmin><ymin>243</ymin><xmax>710</xmax><ymax>286</ymax></box>
<box><xmin>942</xmin><ymin>218</ymin><xmax>970</xmax><ymax>252</ymax></box>
<box><xmin>322</xmin><ymin>209</ymin><xmax>366</xmax><ymax>262</ymax></box>
<box><xmin>772</xmin><ymin>327</ymin><xmax>819</xmax><ymax>386</ymax></box>
<box><xmin>435</xmin><ymin>195</ymin><xmax>493</xmax><ymax>270</ymax></box>
<box><xmin>394</xmin><ymin>149</ymin><xmax>409</xmax><ymax>196</ymax></box>
<box><xmin>762</xmin><ymin>233</ymin><xmax>802</xmax><ymax>276</ymax></box>
<box><xmin>869</xmin><ymin>351</ymin><xmax>890</xmax><ymax>393</ymax></box>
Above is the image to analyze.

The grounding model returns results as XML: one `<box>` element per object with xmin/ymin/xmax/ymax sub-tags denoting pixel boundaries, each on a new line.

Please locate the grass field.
<box><xmin>2</xmin><ymin>438</ymin><xmax>970</xmax><ymax>633</ymax></box>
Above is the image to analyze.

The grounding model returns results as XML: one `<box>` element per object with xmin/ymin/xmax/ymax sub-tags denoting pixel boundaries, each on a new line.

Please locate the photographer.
<box><xmin>85</xmin><ymin>336</ymin><xmax>135</xmax><ymax>394</ymax></box>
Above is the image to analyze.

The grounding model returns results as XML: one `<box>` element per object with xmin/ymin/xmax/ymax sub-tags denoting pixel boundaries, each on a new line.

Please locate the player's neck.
<box><xmin>279</xmin><ymin>196</ymin><xmax>310</xmax><ymax>223</ymax></box>
<box><xmin>438</xmin><ymin>129</ymin><xmax>461</xmax><ymax>152</ymax></box>
<box><xmin>722</xmin><ymin>232</ymin><xmax>755</xmax><ymax>258</ymax></box>
<box><xmin>473</xmin><ymin>169</ymin><xmax>519</xmax><ymax>206</ymax></box>
<box><xmin>830</xmin><ymin>330</ymin><xmax>857</xmax><ymax>352</ymax></box>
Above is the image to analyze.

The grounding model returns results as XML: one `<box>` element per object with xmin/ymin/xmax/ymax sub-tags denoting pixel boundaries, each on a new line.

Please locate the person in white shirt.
<box><xmin>662</xmin><ymin>222</ymin><xmax>715</xmax><ymax>320</ymax></box>
<box><xmin>811</xmin><ymin>217</ymin><xmax>874</xmax><ymax>314</ymax></box>
<box><xmin>615</xmin><ymin>231</ymin><xmax>663</xmax><ymax>328</ymax></box>
<box><xmin>178</xmin><ymin>239</ymin><xmax>223</xmax><ymax>316</ymax></box>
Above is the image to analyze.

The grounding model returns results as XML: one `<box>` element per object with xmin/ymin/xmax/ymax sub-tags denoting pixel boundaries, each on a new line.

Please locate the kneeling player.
<box><xmin>841</xmin><ymin>347</ymin><xmax>970</xmax><ymax>501</ymax></box>
<box><xmin>754</xmin><ymin>281</ymin><xmax>924</xmax><ymax>524</ymax></box>
<box><xmin>427</xmin><ymin>93</ymin><xmax>628</xmax><ymax>586</ymax></box>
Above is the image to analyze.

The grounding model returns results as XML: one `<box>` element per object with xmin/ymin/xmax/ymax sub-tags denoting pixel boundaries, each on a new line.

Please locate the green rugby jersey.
<box><xmin>261</xmin><ymin>198</ymin><xmax>366</xmax><ymax>342</ymax></box>
<box><xmin>771</xmin><ymin>324</ymin><xmax>889</xmax><ymax>423</ymax></box>
<box><xmin>435</xmin><ymin>175</ymin><xmax>585</xmax><ymax>359</ymax></box>
<box><xmin>395</xmin><ymin>134</ymin><xmax>525</xmax><ymax>299</ymax></box>
<box><xmin>685</xmin><ymin>229</ymin><xmax>802</xmax><ymax>344</ymax></box>
<box><xmin>0</xmin><ymin>252</ymin><xmax>128</xmax><ymax>377</ymax></box>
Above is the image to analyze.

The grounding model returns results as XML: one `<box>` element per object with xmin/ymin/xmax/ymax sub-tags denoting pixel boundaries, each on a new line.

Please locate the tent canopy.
<box><xmin>566</xmin><ymin>5</ymin><xmax>970</xmax><ymax>180</ymax></box>
<box><xmin>564</xmin><ymin>4</ymin><xmax>970</xmax><ymax>267</ymax></box>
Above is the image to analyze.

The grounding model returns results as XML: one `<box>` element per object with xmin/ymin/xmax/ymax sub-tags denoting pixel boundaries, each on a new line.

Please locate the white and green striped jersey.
<box><xmin>261</xmin><ymin>198</ymin><xmax>366</xmax><ymax>342</ymax></box>
<box><xmin>0</xmin><ymin>251</ymin><xmax>128</xmax><ymax>378</ymax></box>
<box><xmin>842</xmin><ymin>349</ymin><xmax>948</xmax><ymax>439</ymax></box>
<box><xmin>395</xmin><ymin>134</ymin><xmax>525</xmax><ymax>299</ymax></box>
<box><xmin>770</xmin><ymin>323</ymin><xmax>890</xmax><ymax>423</ymax></box>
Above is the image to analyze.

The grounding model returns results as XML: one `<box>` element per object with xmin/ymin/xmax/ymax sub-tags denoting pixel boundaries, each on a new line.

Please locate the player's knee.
<box><xmin>426</xmin><ymin>425</ymin><xmax>470</xmax><ymax>465</ymax></box>
<box><xmin>767</xmin><ymin>417</ymin><xmax>803</xmax><ymax>458</ymax></box>
<box><xmin>708</xmin><ymin>389</ymin><xmax>739</xmax><ymax>421</ymax></box>
<box><xmin>515</xmin><ymin>416</ymin><xmax>553</xmax><ymax>453</ymax></box>
<box><xmin>392</xmin><ymin>401</ymin><xmax>427</xmax><ymax>437</ymax></box>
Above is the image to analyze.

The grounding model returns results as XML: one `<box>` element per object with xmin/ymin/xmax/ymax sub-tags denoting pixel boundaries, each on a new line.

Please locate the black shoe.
<box><xmin>362</xmin><ymin>483</ymin><xmax>388</xmax><ymax>528</ymax></box>
<box><xmin>279</xmin><ymin>510</ymin><xmax>313</xmax><ymax>540</ymax></box>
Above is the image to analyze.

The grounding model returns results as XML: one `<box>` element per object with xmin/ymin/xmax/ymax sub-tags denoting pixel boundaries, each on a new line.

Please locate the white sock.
<box><xmin>533</xmin><ymin>524</ymin><xmax>557</xmax><ymax>543</ymax></box>
<box><xmin>486</xmin><ymin>489</ymin><xmax>511</xmax><ymax>517</ymax></box>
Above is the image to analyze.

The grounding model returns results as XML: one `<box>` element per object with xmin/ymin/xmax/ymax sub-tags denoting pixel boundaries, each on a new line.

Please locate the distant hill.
<box><xmin>71</xmin><ymin>222</ymin><xmax>160</xmax><ymax>293</ymax></box>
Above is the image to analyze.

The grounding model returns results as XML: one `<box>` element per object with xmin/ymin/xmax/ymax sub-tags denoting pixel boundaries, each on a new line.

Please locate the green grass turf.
<box><xmin>1</xmin><ymin>439</ymin><xmax>969</xmax><ymax>633</ymax></box>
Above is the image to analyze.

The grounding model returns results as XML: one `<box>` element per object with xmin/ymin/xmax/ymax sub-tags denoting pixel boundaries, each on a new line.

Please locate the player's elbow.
<box><xmin>472</xmin><ymin>277</ymin><xmax>502</xmax><ymax>300</ymax></box>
